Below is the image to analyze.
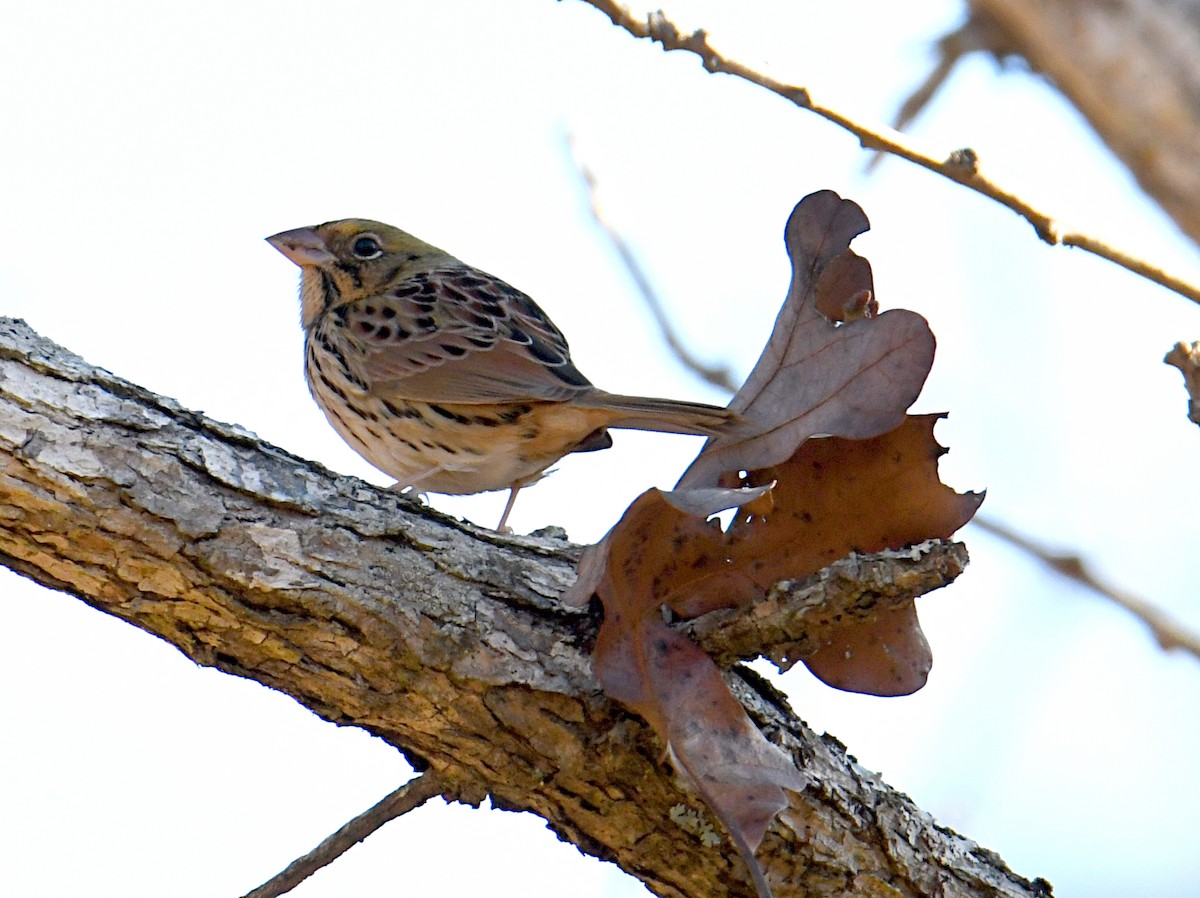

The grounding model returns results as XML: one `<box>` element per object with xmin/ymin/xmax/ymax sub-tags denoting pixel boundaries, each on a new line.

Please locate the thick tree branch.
<box><xmin>571</xmin><ymin>1</ymin><xmax>1200</xmax><ymax>308</ymax></box>
<box><xmin>0</xmin><ymin>318</ymin><xmax>1046</xmax><ymax>898</ymax></box>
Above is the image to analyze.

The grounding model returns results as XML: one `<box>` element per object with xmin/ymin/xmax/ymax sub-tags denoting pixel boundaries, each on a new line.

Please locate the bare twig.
<box><xmin>866</xmin><ymin>15</ymin><xmax>1014</xmax><ymax>173</ymax></box>
<box><xmin>1164</xmin><ymin>341</ymin><xmax>1200</xmax><ymax>427</ymax></box>
<box><xmin>973</xmin><ymin>517</ymin><xmax>1200</xmax><ymax>661</ymax></box>
<box><xmin>573</xmin><ymin>1</ymin><xmax>1200</xmax><ymax>308</ymax></box>
<box><xmin>567</xmin><ymin>136</ymin><xmax>741</xmax><ymax>394</ymax></box>
<box><xmin>241</xmin><ymin>773</ymin><xmax>446</xmax><ymax>898</ymax></box>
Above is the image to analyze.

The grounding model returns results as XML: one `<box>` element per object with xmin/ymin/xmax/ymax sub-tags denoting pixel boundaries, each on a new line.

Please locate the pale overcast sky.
<box><xmin>2</xmin><ymin>2</ymin><xmax>1199</xmax><ymax>897</ymax></box>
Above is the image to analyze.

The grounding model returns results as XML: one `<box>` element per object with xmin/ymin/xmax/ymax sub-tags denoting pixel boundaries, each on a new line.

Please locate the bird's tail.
<box><xmin>580</xmin><ymin>391</ymin><xmax>738</xmax><ymax>437</ymax></box>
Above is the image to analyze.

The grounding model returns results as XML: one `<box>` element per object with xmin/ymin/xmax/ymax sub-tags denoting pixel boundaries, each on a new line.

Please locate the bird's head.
<box><xmin>267</xmin><ymin>218</ymin><xmax>453</xmax><ymax>328</ymax></box>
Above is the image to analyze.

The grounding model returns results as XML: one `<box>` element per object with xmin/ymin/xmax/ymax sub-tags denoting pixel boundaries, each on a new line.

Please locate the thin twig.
<box><xmin>865</xmin><ymin>15</ymin><xmax>1010</xmax><ymax>173</ymax></box>
<box><xmin>567</xmin><ymin>135</ymin><xmax>741</xmax><ymax>394</ymax></box>
<box><xmin>574</xmin><ymin>0</ymin><xmax>1200</xmax><ymax>308</ymax></box>
<box><xmin>241</xmin><ymin>772</ymin><xmax>446</xmax><ymax>898</ymax></box>
<box><xmin>973</xmin><ymin>517</ymin><xmax>1200</xmax><ymax>661</ymax></box>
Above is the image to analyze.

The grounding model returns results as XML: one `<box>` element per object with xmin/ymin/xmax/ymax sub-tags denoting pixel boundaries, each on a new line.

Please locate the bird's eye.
<box><xmin>351</xmin><ymin>235</ymin><xmax>383</xmax><ymax>259</ymax></box>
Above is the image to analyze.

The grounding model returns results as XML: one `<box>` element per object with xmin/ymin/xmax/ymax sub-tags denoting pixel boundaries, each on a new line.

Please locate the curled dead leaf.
<box><xmin>681</xmin><ymin>190</ymin><xmax>936</xmax><ymax>489</ymax></box>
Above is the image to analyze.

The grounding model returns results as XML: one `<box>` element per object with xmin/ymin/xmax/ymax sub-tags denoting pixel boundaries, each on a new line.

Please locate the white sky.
<box><xmin>2</xmin><ymin>2</ymin><xmax>1199</xmax><ymax>897</ymax></box>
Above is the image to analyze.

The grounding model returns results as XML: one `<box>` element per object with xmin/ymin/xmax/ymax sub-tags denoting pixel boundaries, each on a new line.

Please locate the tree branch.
<box><xmin>0</xmin><ymin>318</ymin><xmax>1046</xmax><ymax>898</ymax></box>
<box><xmin>973</xmin><ymin>517</ymin><xmax>1200</xmax><ymax>661</ymax></box>
<box><xmin>965</xmin><ymin>0</ymin><xmax>1200</xmax><ymax>252</ymax></box>
<box><xmin>568</xmin><ymin>135</ymin><xmax>741</xmax><ymax>394</ymax></box>
<box><xmin>690</xmin><ymin>541</ymin><xmax>969</xmax><ymax>668</ymax></box>
<box><xmin>868</xmin><ymin>14</ymin><xmax>1016</xmax><ymax>173</ymax></box>
<box><xmin>242</xmin><ymin>773</ymin><xmax>447</xmax><ymax>898</ymax></box>
<box><xmin>571</xmin><ymin>0</ymin><xmax>1200</xmax><ymax>308</ymax></box>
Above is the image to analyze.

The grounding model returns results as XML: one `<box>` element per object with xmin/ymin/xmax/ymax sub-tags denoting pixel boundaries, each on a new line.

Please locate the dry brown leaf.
<box><xmin>726</xmin><ymin>415</ymin><xmax>983</xmax><ymax>694</ymax></box>
<box><xmin>563</xmin><ymin>484</ymin><xmax>770</xmax><ymax>609</ymax></box>
<box><xmin>681</xmin><ymin>190</ymin><xmax>935</xmax><ymax>488</ymax></box>
<box><xmin>729</xmin><ymin>415</ymin><xmax>983</xmax><ymax>585</ymax></box>
<box><xmin>814</xmin><ymin>249</ymin><xmax>876</xmax><ymax>321</ymax></box>
<box><xmin>587</xmin><ymin>487</ymin><xmax>805</xmax><ymax>898</ymax></box>
<box><xmin>800</xmin><ymin>605</ymin><xmax>931</xmax><ymax>696</ymax></box>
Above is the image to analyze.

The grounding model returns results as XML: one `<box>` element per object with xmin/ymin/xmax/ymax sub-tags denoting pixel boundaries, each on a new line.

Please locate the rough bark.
<box><xmin>0</xmin><ymin>318</ymin><xmax>1048</xmax><ymax>898</ymax></box>
<box><xmin>966</xmin><ymin>0</ymin><xmax>1200</xmax><ymax>246</ymax></box>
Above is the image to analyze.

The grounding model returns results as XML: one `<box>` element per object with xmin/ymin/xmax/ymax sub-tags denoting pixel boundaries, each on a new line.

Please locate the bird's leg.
<box><xmin>388</xmin><ymin>463</ymin><xmax>449</xmax><ymax>500</ymax></box>
<box><xmin>389</xmin><ymin>484</ymin><xmax>428</xmax><ymax>503</ymax></box>
<box><xmin>496</xmin><ymin>486</ymin><xmax>522</xmax><ymax>533</ymax></box>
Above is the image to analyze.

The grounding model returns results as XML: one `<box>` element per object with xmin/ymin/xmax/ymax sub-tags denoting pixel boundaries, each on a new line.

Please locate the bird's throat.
<box><xmin>299</xmin><ymin>267</ymin><xmax>339</xmax><ymax>329</ymax></box>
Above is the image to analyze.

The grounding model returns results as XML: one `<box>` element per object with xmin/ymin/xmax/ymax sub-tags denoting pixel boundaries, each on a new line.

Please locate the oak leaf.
<box><xmin>579</xmin><ymin>486</ymin><xmax>804</xmax><ymax>898</ymax></box>
<box><xmin>727</xmin><ymin>415</ymin><xmax>984</xmax><ymax>694</ymax></box>
<box><xmin>680</xmin><ymin>189</ymin><xmax>935</xmax><ymax>488</ymax></box>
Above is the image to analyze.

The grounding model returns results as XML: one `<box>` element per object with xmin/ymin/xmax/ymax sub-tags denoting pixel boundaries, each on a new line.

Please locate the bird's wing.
<box><xmin>334</xmin><ymin>266</ymin><xmax>594</xmax><ymax>404</ymax></box>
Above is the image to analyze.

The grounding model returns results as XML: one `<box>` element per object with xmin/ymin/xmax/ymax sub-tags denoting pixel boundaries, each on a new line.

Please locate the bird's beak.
<box><xmin>266</xmin><ymin>227</ymin><xmax>336</xmax><ymax>268</ymax></box>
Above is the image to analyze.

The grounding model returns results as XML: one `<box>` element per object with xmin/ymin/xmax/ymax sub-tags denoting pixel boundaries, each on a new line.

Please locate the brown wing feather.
<box><xmin>339</xmin><ymin>265</ymin><xmax>595</xmax><ymax>404</ymax></box>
